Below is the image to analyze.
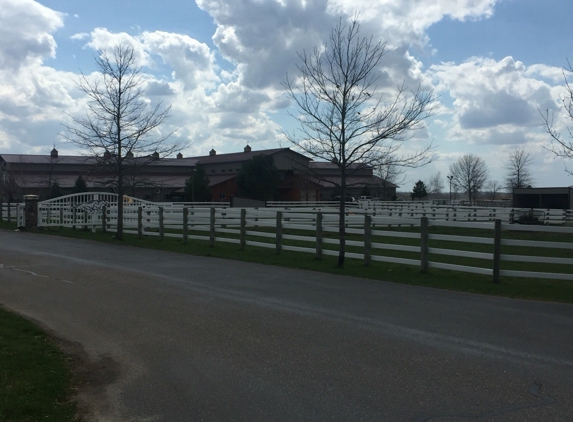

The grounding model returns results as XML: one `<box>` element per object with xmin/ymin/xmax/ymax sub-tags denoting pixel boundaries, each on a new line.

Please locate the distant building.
<box><xmin>513</xmin><ymin>187</ymin><xmax>573</xmax><ymax>209</ymax></box>
<box><xmin>0</xmin><ymin>146</ymin><xmax>396</xmax><ymax>203</ymax></box>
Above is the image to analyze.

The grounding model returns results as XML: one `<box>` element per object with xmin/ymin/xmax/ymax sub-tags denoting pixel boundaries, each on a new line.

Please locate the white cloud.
<box><xmin>0</xmin><ymin>0</ymin><xmax>64</xmax><ymax>70</ymax></box>
<box><xmin>140</xmin><ymin>31</ymin><xmax>219</xmax><ymax>91</ymax></box>
<box><xmin>4</xmin><ymin>0</ymin><xmax>571</xmax><ymax>189</ymax></box>
<box><xmin>0</xmin><ymin>1</ymin><xmax>77</xmax><ymax>150</ymax></box>
<box><xmin>81</xmin><ymin>28</ymin><xmax>150</xmax><ymax>66</ymax></box>
<box><xmin>428</xmin><ymin>56</ymin><xmax>563</xmax><ymax>145</ymax></box>
<box><xmin>197</xmin><ymin>0</ymin><xmax>499</xmax><ymax>92</ymax></box>
<box><xmin>71</xmin><ymin>27</ymin><xmax>281</xmax><ymax>152</ymax></box>
<box><xmin>70</xmin><ymin>32</ymin><xmax>89</xmax><ymax>41</ymax></box>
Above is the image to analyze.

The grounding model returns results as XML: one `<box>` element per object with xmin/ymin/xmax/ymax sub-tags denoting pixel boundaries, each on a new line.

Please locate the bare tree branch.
<box><xmin>449</xmin><ymin>154</ymin><xmax>488</xmax><ymax>205</ymax></box>
<box><xmin>63</xmin><ymin>43</ymin><xmax>186</xmax><ymax>239</ymax></box>
<box><xmin>427</xmin><ymin>171</ymin><xmax>444</xmax><ymax>196</ymax></box>
<box><xmin>486</xmin><ymin>180</ymin><xmax>502</xmax><ymax>201</ymax></box>
<box><xmin>541</xmin><ymin>60</ymin><xmax>573</xmax><ymax>176</ymax></box>
<box><xmin>283</xmin><ymin>17</ymin><xmax>437</xmax><ymax>267</ymax></box>
<box><xmin>505</xmin><ymin>147</ymin><xmax>533</xmax><ymax>191</ymax></box>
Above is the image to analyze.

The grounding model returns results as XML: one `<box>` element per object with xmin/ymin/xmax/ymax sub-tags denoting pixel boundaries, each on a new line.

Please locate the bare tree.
<box><xmin>541</xmin><ymin>60</ymin><xmax>573</xmax><ymax>175</ymax></box>
<box><xmin>373</xmin><ymin>155</ymin><xmax>406</xmax><ymax>200</ymax></box>
<box><xmin>486</xmin><ymin>180</ymin><xmax>502</xmax><ymax>200</ymax></box>
<box><xmin>449</xmin><ymin>154</ymin><xmax>488</xmax><ymax>205</ymax></box>
<box><xmin>505</xmin><ymin>147</ymin><xmax>533</xmax><ymax>191</ymax></box>
<box><xmin>427</xmin><ymin>171</ymin><xmax>444</xmax><ymax>197</ymax></box>
<box><xmin>284</xmin><ymin>18</ymin><xmax>436</xmax><ymax>267</ymax></box>
<box><xmin>0</xmin><ymin>170</ymin><xmax>20</xmax><ymax>221</ymax></box>
<box><xmin>64</xmin><ymin>44</ymin><xmax>185</xmax><ymax>240</ymax></box>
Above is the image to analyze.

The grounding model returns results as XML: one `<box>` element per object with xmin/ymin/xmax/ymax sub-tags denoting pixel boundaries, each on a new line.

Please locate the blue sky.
<box><xmin>2</xmin><ymin>0</ymin><xmax>573</xmax><ymax>190</ymax></box>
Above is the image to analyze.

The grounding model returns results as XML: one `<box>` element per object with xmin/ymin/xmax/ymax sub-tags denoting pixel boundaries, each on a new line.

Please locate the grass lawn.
<box><xmin>0</xmin><ymin>307</ymin><xmax>78</xmax><ymax>422</ymax></box>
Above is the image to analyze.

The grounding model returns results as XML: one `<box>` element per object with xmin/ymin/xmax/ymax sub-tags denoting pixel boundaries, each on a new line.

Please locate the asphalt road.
<box><xmin>1</xmin><ymin>229</ymin><xmax>572</xmax><ymax>421</ymax></box>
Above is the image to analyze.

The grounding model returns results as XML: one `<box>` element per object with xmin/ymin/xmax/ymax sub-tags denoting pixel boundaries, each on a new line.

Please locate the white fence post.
<box><xmin>493</xmin><ymin>219</ymin><xmax>501</xmax><ymax>283</ymax></box>
<box><xmin>276</xmin><ymin>211</ymin><xmax>282</xmax><ymax>255</ymax></box>
<box><xmin>137</xmin><ymin>207</ymin><xmax>143</xmax><ymax>238</ymax></box>
<box><xmin>102</xmin><ymin>205</ymin><xmax>107</xmax><ymax>233</ymax></box>
<box><xmin>209</xmin><ymin>207</ymin><xmax>215</xmax><ymax>247</ymax></box>
<box><xmin>240</xmin><ymin>209</ymin><xmax>246</xmax><ymax>250</ymax></box>
<box><xmin>183</xmin><ymin>207</ymin><xmax>188</xmax><ymax>244</ymax></box>
<box><xmin>159</xmin><ymin>207</ymin><xmax>164</xmax><ymax>241</ymax></box>
<box><xmin>316</xmin><ymin>212</ymin><xmax>323</xmax><ymax>260</ymax></box>
<box><xmin>364</xmin><ymin>214</ymin><xmax>372</xmax><ymax>266</ymax></box>
<box><xmin>420</xmin><ymin>217</ymin><xmax>429</xmax><ymax>273</ymax></box>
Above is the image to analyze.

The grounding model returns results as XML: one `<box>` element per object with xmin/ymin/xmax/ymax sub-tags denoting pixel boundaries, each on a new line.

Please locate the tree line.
<box><xmin>410</xmin><ymin>147</ymin><xmax>534</xmax><ymax>203</ymax></box>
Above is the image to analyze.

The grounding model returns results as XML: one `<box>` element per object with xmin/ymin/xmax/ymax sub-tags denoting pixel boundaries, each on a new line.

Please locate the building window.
<box><xmin>219</xmin><ymin>193</ymin><xmax>226</xmax><ymax>199</ymax></box>
<box><xmin>211</xmin><ymin>169</ymin><xmax>215</xmax><ymax>173</ymax></box>
<box><xmin>222</xmin><ymin>169</ymin><xmax>226</xmax><ymax>172</ymax></box>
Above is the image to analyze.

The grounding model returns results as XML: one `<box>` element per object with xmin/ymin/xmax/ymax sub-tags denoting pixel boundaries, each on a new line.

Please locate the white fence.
<box><xmin>146</xmin><ymin>207</ymin><xmax>573</xmax><ymax>281</ymax></box>
<box><xmin>37</xmin><ymin>193</ymin><xmax>230</xmax><ymax>229</ymax></box>
<box><xmin>33</xmin><ymin>202</ymin><xmax>573</xmax><ymax>282</ymax></box>
<box><xmin>4</xmin><ymin>194</ymin><xmax>572</xmax><ymax>283</ymax></box>
<box><xmin>0</xmin><ymin>203</ymin><xmax>22</xmax><ymax>225</ymax></box>
<box><xmin>266</xmin><ymin>200</ymin><xmax>573</xmax><ymax>225</ymax></box>
<box><xmin>355</xmin><ymin>200</ymin><xmax>573</xmax><ymax>225</ymax></box>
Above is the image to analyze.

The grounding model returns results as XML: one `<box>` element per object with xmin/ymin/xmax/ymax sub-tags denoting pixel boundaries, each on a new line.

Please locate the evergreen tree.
<box><xmin>411</xmin><ymin>180</ymin><xmax>428</xmax><ymax>200</ymax></box>
<box><xmin>49</xmin><ymin>181</ymin><xmax>63</xmax><ymax>199</ymax></box>
<box><xmin>72</xmin><ymin>175</ymin><xmax>88</xmax><ymax>193</ymax></box>
<box><xmin>184</xmin><ymin>166</ymin><xmax>211</xmax><ymax>201</ymax></box>
<box><xmin>237</xmin><ymin>155</ymin><xmax>281</xmax><ymax>201</ymax></box>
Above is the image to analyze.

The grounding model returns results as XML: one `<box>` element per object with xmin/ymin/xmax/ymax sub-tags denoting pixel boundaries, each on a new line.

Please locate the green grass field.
<box><xmin>0</xmin><ymin>307</ymin><xmax>77</xmax><ymax>422</ymax></box>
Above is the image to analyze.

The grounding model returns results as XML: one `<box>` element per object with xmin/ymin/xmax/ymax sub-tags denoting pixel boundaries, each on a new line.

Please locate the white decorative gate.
<box><xmin>38</xmin><ymin>193</ymin><xmax>154</xmax><ymax>229</ymax></box>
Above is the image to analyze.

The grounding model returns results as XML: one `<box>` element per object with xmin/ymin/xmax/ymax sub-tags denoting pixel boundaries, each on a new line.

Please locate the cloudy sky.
<box><xmin>2</xmin><ymin>0</ymin><xmax>573</xmax><ymax>190</ymax></box>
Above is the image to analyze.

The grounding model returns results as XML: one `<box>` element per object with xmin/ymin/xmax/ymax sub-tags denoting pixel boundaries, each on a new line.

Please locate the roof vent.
<box><xmin>244</xmin><ymin>145</ymin><xmax>251</xmax><ymax>153</ymax></box>
<box><xmin>152</xmin><ymin>151</ymin><xmax>160</xmax><ymax>160</ymax></box>
<box><xmin>125</xmin><ymin>151</ymin><xmax>134</xmax><ymax>159</ymax></box>
<box><xmin>209</xmin><ymin>148</ymin><xmax>216</xmax><ymax>156</ymax></box>
<box><xmin>103</xmin><ymin>150</ymin><xmax>111</xmax><ymax>160</ymax></box>
<box><xmin>50</xmin><ymin>148</ymin><xmax>58</xmax><ymax>158</ymax></box>
<box><xmin>177</xmin><ymin>152</ymin><xmax>183</xmax><ymax>159</ymax></box>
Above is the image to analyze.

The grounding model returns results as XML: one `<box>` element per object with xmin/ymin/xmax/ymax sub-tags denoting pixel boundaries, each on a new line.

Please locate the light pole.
<box><xmin>447</xmin><ymin>175</ymin><xmax>453</xmax><ymax>204</ymax></box>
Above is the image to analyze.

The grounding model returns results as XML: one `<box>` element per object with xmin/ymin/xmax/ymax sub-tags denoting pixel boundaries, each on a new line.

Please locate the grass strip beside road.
<box><xmin>22</xmin><ymin>224</ymin><xmax>573</xmax><ymax>304</ymax></box>
<box><xmin>0</xmin><ymin>307</ymin><xmax>77</xmax><ymax>422</ymax></box>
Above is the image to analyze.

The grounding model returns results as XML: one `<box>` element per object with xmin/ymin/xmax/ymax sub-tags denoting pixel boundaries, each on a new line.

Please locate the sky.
<box><xmin>2</xmin><ymin>0</ymin><xmax>573</xmax><ymax>191</ymax></box>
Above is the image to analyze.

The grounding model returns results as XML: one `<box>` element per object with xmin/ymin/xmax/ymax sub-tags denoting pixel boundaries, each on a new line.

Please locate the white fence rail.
<box><xmin>37</xmin><ymin>193</ymin><xmax>231</xmax><ymax>229</ymax></box>
<box><xmin>4</xmin><ymin>194</ymin><xmax>570</xmax><ymax>282</ymax></box>
<box><xmin>1</xmin><ymin>203</ymin><xmax>21</xmax><ymax>225</ymax></box>
<box><xmin>34</xmin><ymin>201</ymin><xmax>573</xmax><ymax>282</ymax></box>
<box><xmin>355</xmin><ymin>200</ymin><xmax>573</xmax><ymax>225</ymax></box>
<box><xmin>266</xmin><ymin>200</ymin><xmax>573</xmax><ymax>225</ymax></box>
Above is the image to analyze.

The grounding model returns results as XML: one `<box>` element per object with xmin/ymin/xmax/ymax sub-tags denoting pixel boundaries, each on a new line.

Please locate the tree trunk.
<box><xmin>116</xmin><ymin>162</ymin><xmax>124</xmax><ymax>240</ymax></box>
<box><xmin>337</xmin><ymin>178</ymin><xmax>346</xmax><ymax>268</ymax></box>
